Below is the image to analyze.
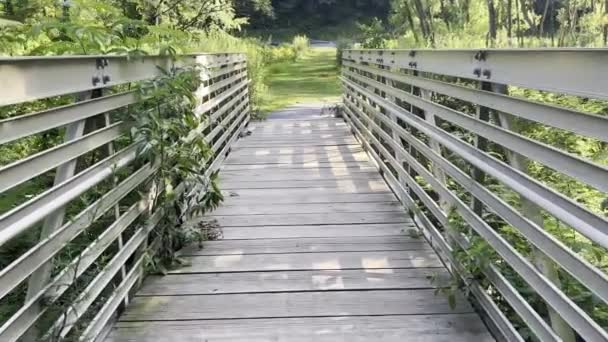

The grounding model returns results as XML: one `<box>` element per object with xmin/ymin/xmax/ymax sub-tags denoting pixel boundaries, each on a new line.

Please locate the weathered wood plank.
<box><xmin>209</xmin><ymin>202</ymin><xmax>401</xmax><ymax>215</ymax></box>
<box><xmin>250</xmin><ymin>120</ymin><xmax>347</xmax><ymax>128</ymax></box>
<box><xmin>245</xmin><ymin>132</ymin><xmax>353</xmax><ymax>140</ymax></box>
<box><xmin>108</xmin><ymin>314</ymin><xmax>494</xmax><ymax>342</ymax></box>
<box><xmin>250</xmin><ymin>123</ymin><xmax>348</xmax><ymax>130</ymax></box>
<box><xmin>170</xmin><ymin>250</ymin><xmax>442</xmax><ymax>274</ymax></box>
<box><xmin>207</xmin><ymin>212</ymin><xmax>409</xmax><ymax>227</ymax></box>
<box><xmin>219</xmin><ymin>169</ymin><xmax>379</xmax><ymax>181</ymax></box>
<box><xmin>224</xmin><ymin>152</ymin><xmax>370</xmax><ymax>165</ymax></box>
<box><xmin>229</xmin><ymin>145</ymin><xmax>364</xmax><ymax>156</ymax></box>
<box><xmin>221</xmin><ymin>161</ymin><xmax>373</xmax><ymax>171</ymax></box>
<box><xmin>181</xmin><ymin>236</ymin><xmax>428</xmax><ymax>255</ymax></box>
<box><xmin>220</xmin><ymin>223</ymin><xmax>414</xmax><ymax>239</ymax></box>
<box><xmin>222</xmin><ymin>192</ymin><xmax>397</xmax><ymax>206</ymax></box>
<box><xmin>239</xmin><ymin>139</ymin><xmax>359</xmax><ymax>147</ymax></box>
<box><xmin>119</xmin><ymin>289</ymin><xmax>473</xmax><ymax>321</ymax></box>
<box><xmin>138</xmin><ymin>268</ymin><xmax>447</xmax><ymax>296</ymax></box>
<box><xmin>104</xmin><ymin>113</ymin><xmax>494</xmax><ymax>342</ymax></box>
<box><xmin>221</xmin><ymin>179</ymin><xmax>388</xmax><ymax>190</ymax></box>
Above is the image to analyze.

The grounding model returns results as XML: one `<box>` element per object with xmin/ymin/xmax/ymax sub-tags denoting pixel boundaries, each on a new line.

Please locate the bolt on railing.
<box><xmin>341</xmin><ymin>48</ymin><xmax>608</xmax><ymax>342</ymax></box>
<box><xmin>0</xmin><ymin>53</ymin><xmax>250</xmax><ymax>341</ymax></box>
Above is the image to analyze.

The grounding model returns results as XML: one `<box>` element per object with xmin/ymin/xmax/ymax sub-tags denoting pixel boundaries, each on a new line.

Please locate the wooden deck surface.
<box><xmin>105</xmin><ymin>106</ymin><xmax>494</xmax><ymax>341</ymax></box>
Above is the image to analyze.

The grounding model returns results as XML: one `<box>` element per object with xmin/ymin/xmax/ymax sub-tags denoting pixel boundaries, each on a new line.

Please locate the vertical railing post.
<box><xmin>470</xmin><ymin>81</ymin><xmax>492</xmax><ymax>216</ymax></box>
<box><xmin>23</xmin><ymin>90</ymin><xmax>99</xmax><ymax>339</ymax></box>
<box><xmin>419</xmin><ymin>76</ymin><xmax>449</xmax><ymax>212</ymax></box>
<box><xmin>492</xmin><ymin>83</ymin><xmax>576</xmax><ymax>342</ymax></box>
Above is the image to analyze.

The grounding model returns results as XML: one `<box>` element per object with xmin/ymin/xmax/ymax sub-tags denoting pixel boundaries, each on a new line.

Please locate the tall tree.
<box><xmin>411</xmin><ymin>0</ymin><xmax>433</xmax><ymax>44</ymax></box>
<box><xmin>486</xmin><ymin>0</ymin><xmax>497</xmax><ymax>46</ymax></box>
<box><xmin>604</xmin><ymin>0</ymin><xmax>608</xmax><ymax>45</ymax></box>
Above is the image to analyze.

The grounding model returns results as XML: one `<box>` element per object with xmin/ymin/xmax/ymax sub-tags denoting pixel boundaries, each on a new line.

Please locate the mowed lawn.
<box><xmin>260</xmin><ymin>47</ymin><xmax>341</xmax><ymax>115</ymax></box>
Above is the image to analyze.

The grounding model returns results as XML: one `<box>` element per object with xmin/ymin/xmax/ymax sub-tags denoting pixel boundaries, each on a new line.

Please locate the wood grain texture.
<box><xmin>222</xmin><ymin>191</ymin><xmax>397</xmax><ymax>205</ymax></box>
<box><xmin>209</xmin><ymin>201</ymin><xmax>402</xmax><ymax>215</ymax></box>
<box><xmin>107</xmin><ymin>314</ymin><xmax>494</xmax><ymax>342</ymax></box>
<box><xmin>221</xmin><ymin>178</ymin><xmax>388</xmax><ymax>190</ymax></box>
<box><xmin>207</xmin><ymin>212</ymin><xmax>409</xmax><ymax>227</ymax></box>
<box><xmin>180</xmin><ymin>236</ymin><xmax>430</xmax><ymax>255</ymax></box>
<box><xmin>120</xmin><ymin>289</ymin><xmax>474</xmax><ymax>321</ymax></box>
<box><xmin>220</xmin><ymin>223</ymin><xmax>414</xmax><ymax>239</ymax></box>
<box><xmin>219</xmin><ymin>168</ymin><xmax>380</xmax><ymax>181</ymax></box>
<box><xmin>239</xmin><ymin>138</ymin><xmax>359</xmax><ymax>147</ymax></box>
<box><xmin>170</xmin><ymin>250</ymin><xmax>444</xmax><ymax>273</ymax></box>
<box><xmin>221</xmin><ymin>160</ymin><xmax>371</xmax><ymax>170</ymax></box>
<box><xmin>104</xmin><ymin>112</ymin><xmax>493</xmax><ymax>342</ymax></box>
<box><xmin>224</xmin><ymin>152</ymin><xmax>371</xmax><ymax>165</ymax></box>
<box><xmin>229</xmin><ymin>145</ymin><xmax>364</xmax><ymax>156</ymax></box>
<box><xmin>138</xmin><ymin>268</ymin><xmax>448</xmax><ymax>295</ymax></box>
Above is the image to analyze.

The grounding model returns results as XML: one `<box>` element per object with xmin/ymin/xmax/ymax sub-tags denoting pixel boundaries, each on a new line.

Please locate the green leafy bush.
<box><xmin>292</xmin><ymin>34</ymin><xmax>310</xmax><ymax>59</ymax></box>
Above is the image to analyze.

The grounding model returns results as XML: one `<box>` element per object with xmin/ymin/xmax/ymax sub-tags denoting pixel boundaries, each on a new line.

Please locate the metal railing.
<box><xmin>0</xmin><ymin>53</ymin><xmax>250</xmax><ymax>341</ymax></box>
<box><xmin>341</xmin><ymin>49</ymin><xmax>608</xmax><ymax>341</ymax></box>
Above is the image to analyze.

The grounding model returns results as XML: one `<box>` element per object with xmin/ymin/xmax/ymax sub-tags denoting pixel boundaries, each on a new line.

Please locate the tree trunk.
<box><xmin>462</xmin><ymin>0</ymin><xmax>471</xmax><ymax>23</ymax></box>
<box><xmin>439</xmin><ymin>0</ymin><xmax>451</xmax><ymax>29</ymax></box>
<box><xmin>604</xmin><ymin>0</ymin><xmax>608</xmax><ymax>45</ymax></box>
<box><xmin>404</xmin><ymin>2</ymin><xmax>420</xmax><ymax>43</ymax></box>
<box><xmin>486</xmin><ymin>0</ymin><xmax>498</xmax><ymax>46</ymax></box>
<box><xmin>5</xmin><ymin>0</ymin><xmax>14</xmax><ymax>16</ymax></box>
<box><xmin>539</xmin><ymin>0</ymin><xmax>552</xmax><ymax>38</ymax></box>
<box><xmin>412</xmin><ymin>0</ymin><xmax>432</xmax><ymax>44</ymax></box>
<box><xmin>470</xmin><ymin>81</ymin><xmax>492</xmax><ymax>216</ymax></box>
<box><xmin>516</xmin><ymin>0</ymin><xmax>524</xmax><ymax>46</ymax></box>
<box><xmin>520</xmin><ymin>0</ymin><xmax>538</xmax><ymax>36</ymax></box>
<box><xmin>507</xmin><ymin>0</ymin><xmax>513</xmax><ymax>42</ymax></box>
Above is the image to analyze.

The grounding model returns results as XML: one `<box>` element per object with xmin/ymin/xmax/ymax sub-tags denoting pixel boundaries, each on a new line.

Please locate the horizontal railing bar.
<box><xmin>0</xmin><ymin>56</ymin><xmax>179</xmax><ymax>106</ymax></box>
<box><xmin>0</xmin><ymin>53</ymin><xmax>245</xmax><ymax>62</ymax></box>
<box><xmin>195</xmin><ymin>54</ymin><xmax>247</xmax><ymax>70</ymax></box>
<box><xmin>344</xmin><ymin>80</ymin><xmax>608</xmax><ymax>341</ymax></box>
<box><xmin>344</xmin><ymin>87</ymin><xmax>608</xmax><ymax>309</ymax></box>
<box><xmin>207</xmin><ymin>84</ymin><xmax>248</xmax><ymax>123</ymax></box>
<box><xmin>343</xmin><ymin>61</ymin><xmax>608</xmax><ymax>142</ymax></box>
<box><xmin>196</xmin><ymin>79</ymin><xmax>249</xmax><ymax>116</ymax></box>
<box><xmin>48</xmin><ymin>198</ymin><xmax>155</xmax><ymax>338</ymax></box>
<box><xmin>0</xmin><ymin>186</ymin><xmax>163</xmax><ymax>342</ymax></box>
<box><xmin>344</xmin><ymin>92</ymin><xmax>600</xmax><ymax>340</ymax></box>
<box><xmin>211</xmin><ymin>104</ymin><xmax>249</xmax><ymax>154</ymax></box>
<box><xmin>0</xmin><ymin>52</ymin><xmax>250</xmax><ymax>341</ymax></box>
<box><xmin>205</xmin><ymin>112</ymin><xmax>250</xmax><ymax>176</ymax></box>
<box><xmin>79</xmin><ymin>254</ymin><xmax>144</xmax><ymax>341</ymax></box>
<box><xmin>200</xmin><ymin>62</ymin><xmax>247</xmax><ymax>82</ymax></box>
<box><xmin>0</xmin><ymin>122</ymin><xmax>125</xmax><ymax>193</ymax></box>
<box><xmin>0</xmin><ymin>90</ymin><xmax>245</xmax><ymax>338</ymax></box>
<box><xmin>0</xmin><ymin>143</ymin><xmax>139</xmax><ymax>246</ymax></box>
<box><xmin>0</xmin><ymin>91</ymin><xmax>136</xmax><ymax>145</ymax></box>
<box><xmin>0</xmin><ymin>53</ymin><xmax>246</xmax><ymax>106</ymax></box>
<box><xmin>196</xmin><ymin>70</ymin><xmax>247</xmax><ymax>99</ymax></box>
<box><xmin>344</xmin><ymin>49</ymin><xmax>608</xmax><ymax>100</ymax></box>
<box><xmin>342</xmin><ymin>77</ymin><xmax>608</xmax><ymax>250</ymax></box>
<box><xmin>0</xmin><ymin>163</ymin><xmax>155</xmax><ymax>302</ymax></box>
<box><xmin>190</xmin><ymin>84</ymin><xmax>248</xmax><ymax>141</ymax></box>
<box><xmin>343</xmin><ymin>69</ymin><xmax>608</xmax><ymax>193</ymax></box>
<box><xmin>342</xmin><ymin>103</ymin><xmax>527</xmax><ymax>342</ymax></box>
<box><xmin>206</xmin><ymin>98</ymin><xmax>249</xmax><ymax>144</ymax></box>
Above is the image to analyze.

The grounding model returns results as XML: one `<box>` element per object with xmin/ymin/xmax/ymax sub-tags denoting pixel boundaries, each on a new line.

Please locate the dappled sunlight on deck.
<box><xmin>106</xmin><ymin>106</ymin><xmax>493</xmax><ymax>342</ymax></box>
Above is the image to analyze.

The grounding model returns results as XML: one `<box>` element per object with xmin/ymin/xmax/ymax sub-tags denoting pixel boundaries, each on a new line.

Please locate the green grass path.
<box><xmin>260</xmin><ymin>47</ymin><xmax>341</xmax><ymax>115</ymax></box>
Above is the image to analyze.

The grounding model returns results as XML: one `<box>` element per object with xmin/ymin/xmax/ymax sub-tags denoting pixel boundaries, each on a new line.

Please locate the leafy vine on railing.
<box><xmin>130</xmin><ymin>64</ymin><xmax>224</xmax><ymax>274</ymax></box>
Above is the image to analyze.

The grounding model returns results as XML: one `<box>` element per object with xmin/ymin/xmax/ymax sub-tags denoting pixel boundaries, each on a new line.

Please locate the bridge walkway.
<box><xmin>105</xmin><ymin>105</ymin><xmax>493</xmax><ymax>341</ymax></box>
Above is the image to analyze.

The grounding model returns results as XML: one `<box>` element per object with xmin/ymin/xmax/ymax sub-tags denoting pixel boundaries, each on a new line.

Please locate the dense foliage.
<box><xmin>2</xmin><ymin>0</ymin><xmax>608</xmax><ymax>341</ymax></box>
<box><xmin>355</xmin><ymin>0</ymin><xmax>608</xmax><ymax>48</ymax></box>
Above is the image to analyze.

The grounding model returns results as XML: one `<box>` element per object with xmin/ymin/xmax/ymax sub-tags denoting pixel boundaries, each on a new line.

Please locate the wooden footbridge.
<box><xmin>1</xmin><ymin>49</ymin><xmax>607</xmax><ymax>342</ymax></box>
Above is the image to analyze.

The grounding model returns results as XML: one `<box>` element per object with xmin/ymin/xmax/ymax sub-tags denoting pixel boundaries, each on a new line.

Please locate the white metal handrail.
<box><xmin>342</xmin><ymin>48</ymin><xmax>608</xmax><ymax>342</ymax></box>
<box><xmin>0</xmin><ymin>53</ymin><xmax>250</xmax><ymax>341</ymax></box>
